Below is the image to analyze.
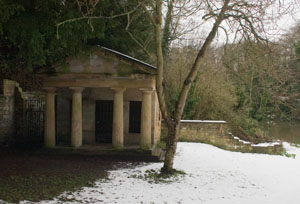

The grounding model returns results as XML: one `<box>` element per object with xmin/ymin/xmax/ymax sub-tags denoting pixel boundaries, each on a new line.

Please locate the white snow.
<box><xmin>231</xmin><ymin>135</ymin><xmax>282</xmax><ymax>147</ymax></box>
<box><xmin>181</xmin><ymin>120</ymin><xmax>226</xmax><ymax>123</ymax></box>
<box><xmin>251</xmin><ymin>141</ymin><xmax>281</xmax><ymax>147</ymax></box>
<box><xmin>232</xmin><ymin>136</ymin><xmax>251</xmax><ymax>144</ymax></box>
<box><xmin>18</xmin><ymin>142</ymin><xmax>300</xmax><ymax>204</ymax></box>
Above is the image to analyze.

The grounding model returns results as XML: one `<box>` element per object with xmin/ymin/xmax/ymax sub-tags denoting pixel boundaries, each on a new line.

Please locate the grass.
<box><xmin>130</xmin><ymin>168</ymin><xmax>186</xmax><ymax>184</ymax></box>
<box><xmin>290</xmin><ymin>143</ymin><xmax>300</xmax><ymax>148</ymax></box>
<box><xmin>0</xmin><ymin>174</ymin><xmax>100</xmax><ymax>203</ymax></box>
<box><xmin>0</xmin><ymin>147</ymin><xmax>147</xmax><ymax>203</ymax></box>
<box><xmin>0</xmin><ymin>128</ymin><xmax>292</xmax><ymax>203</ymax></box>
<box><xmin>179</xmin><ymin>134</ymin><xmax>284</xmax><ymax>155</ymax></box>
<box><xmin>160</xmin><ymin>126</ymin><xmax>285</xmax><ymax>155</ymax></box>
<box><xmin>280</xmin><ymin>151</ymin><xmax>296</xmax><ymax>159</ymax></box>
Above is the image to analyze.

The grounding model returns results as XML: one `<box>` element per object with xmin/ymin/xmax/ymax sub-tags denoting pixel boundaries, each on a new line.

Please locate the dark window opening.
<box><xmin>129</xmin><ymin>101</ymin><xmax>141</xmax><ymax>133</ymax></box>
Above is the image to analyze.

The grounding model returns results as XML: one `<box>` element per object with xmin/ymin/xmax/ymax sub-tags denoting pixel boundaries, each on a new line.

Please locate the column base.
<box><xmin>113</xmin><ymin>144</ymin><xmax>124</xmax><ymax>149</ymax></box>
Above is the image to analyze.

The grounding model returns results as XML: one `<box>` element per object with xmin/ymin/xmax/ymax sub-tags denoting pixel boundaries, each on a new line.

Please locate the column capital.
<box><xmin>111</xmin><ymin>87</ymin><xmax>126</xmax><ymax>93</ymax></box>
<box><xmin>44</xmin><ymin>87</ymin><xmax>56</xmax><ymax>93</ymax></box>
<box><xmin>70</xmin><ymin>87</ymin><xmax>84</xmax><ymax>93</ymax></box>
<box><xmin>140</xmin><ymin>88</ymin><xmax>154</xmax><ymax>94</ymax></box>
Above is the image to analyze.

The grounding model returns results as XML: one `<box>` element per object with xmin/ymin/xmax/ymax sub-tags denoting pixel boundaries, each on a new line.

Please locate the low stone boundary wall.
<box><xmin>0</xmin><ymin>79</ymin><xmax>29</xmax><ymax>145</ymax></box>
<box><xmin>179</xmin><ymin>120</ymin><xmax>227</xmax><ymax>140</ymax></box>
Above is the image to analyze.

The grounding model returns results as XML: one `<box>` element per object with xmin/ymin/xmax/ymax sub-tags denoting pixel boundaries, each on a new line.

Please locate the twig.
<box><xmin>56</xmin><ymin>3</ymin><xmax>141</xmax><ymax>39</ymax></box>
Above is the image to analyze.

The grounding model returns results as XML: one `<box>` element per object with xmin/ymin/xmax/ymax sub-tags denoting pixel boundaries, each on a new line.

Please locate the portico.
<box><xmin>41</xmin><ymin>47</ymin><xmax>161</xmax><ymax>150</ymax></box>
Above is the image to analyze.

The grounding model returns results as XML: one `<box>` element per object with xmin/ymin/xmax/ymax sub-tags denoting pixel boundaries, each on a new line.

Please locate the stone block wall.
<box><xmin>178</xmin><ymin>120</ymin><xmax>228</xmax><ymax>142</ymax></box>
<box><xmin>0</xmin><ymin>79</ymin><xmax>29</xmax><ymax>145</ymax></box>
<box><xmin>0</xmin><ymin>80</ymin><xmax>16</xmax><ymax>144</ymax></box>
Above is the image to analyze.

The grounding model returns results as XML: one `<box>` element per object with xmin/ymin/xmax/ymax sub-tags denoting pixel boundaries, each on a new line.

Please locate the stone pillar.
<box><xmin>0</xmin><ymin>80</ymin><xmax>16</xmax><ymax>144</ymax></box>
<box><xmin>44</xmin><ymin>87</ymin><xmax>56</xmax><ymax>148</ymax></box>
<box><xmin>70</xmin><ymin>87</ymin><xmax>84</xmax><ymax>148</ymax></box>
<box><xmin>111</xmin><ymin>88</ymin><xmax>126</xmax><ymax>149</ymax></box>
<box><xmin>3</xmin><ymin>79</ymin><xmax>16</xmax><ymax>97</ymax></box>
<box><xmin>140</xmin><ymin>89</ymin><xmax>153</xmax><ymax>150</ymax></box>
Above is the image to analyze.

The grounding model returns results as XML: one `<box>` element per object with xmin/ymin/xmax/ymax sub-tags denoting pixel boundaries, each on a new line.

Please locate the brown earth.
<box><xmin>0</xmin><ymin>146</ymin><xmax>156</xmax><ymax>203</ymax></box>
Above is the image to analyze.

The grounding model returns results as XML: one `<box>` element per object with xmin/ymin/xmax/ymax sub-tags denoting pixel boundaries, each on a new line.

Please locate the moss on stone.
<box><xmin>61</xmin><ymin>63</ymin><xmax>71</xmax><ymax>73</ymax></box>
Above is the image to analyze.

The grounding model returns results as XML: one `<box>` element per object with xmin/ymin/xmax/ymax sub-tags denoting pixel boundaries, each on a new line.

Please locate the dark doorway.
<box><xmin>95</xmin><ymin>100</ymin><xmax>113</xmax><ymax>143</ymax></box>
<box><xmin>55</xmin><ymin>96</ymin><xmax>71</xmax><ymax>145</ymax></box>
<box><xmin>129</xmin><ymin>101</ymin><xmax>142</xmax><ymax>133</ymax></box>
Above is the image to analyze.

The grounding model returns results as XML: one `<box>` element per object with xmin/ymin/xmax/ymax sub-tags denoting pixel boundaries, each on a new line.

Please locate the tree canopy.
<box><xmin>2</xmin><ymin>0</ymin><xmax>300</xmax><ymax>173</ymax></box>
<box><xmin>0</xmin><ymin>0</ymin><xmax>155</xmax><ymax>77</ymax></box>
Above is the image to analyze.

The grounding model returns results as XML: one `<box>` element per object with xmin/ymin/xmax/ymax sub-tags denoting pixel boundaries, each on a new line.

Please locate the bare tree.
<box><xmin>142</xmin><ymin>0</ymin><xmax>299</xmax><ymax>173</ymax></box>
<box><xmin>56</xmin><ymin>0</ymin><xmax>299</xmax><ymax>173</ymax></box>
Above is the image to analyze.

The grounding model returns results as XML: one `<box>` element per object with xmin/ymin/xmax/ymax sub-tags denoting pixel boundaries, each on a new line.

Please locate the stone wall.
<box><xmin>0</xmin><ymin>79</ymin><xmax>31</xmax><ymax>145</ymax></box>
<box><xmin>0</xmin><ymin>79</ymin><xmax>3</xmax><ymax>95</ymax></box>
<box><xmin>0</xmin><ymin>80</ymin><xmax>16</xmax><ymax>144</ymax></box>
<box><xmin>178</xmin><ymin>120</ymin><xmax>228</xmax><ymax>141</ymax></box>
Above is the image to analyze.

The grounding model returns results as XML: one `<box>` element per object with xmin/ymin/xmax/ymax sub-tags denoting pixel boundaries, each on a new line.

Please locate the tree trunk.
<box><xmin>162</xmin><ymin>0</ymin><xmax>174</xmax><ymax>57</ymax></box>
<box><xmin>161</xmin><ymin>121</ymin><xmax>180</xmax><ymax>173</ymax></box>
<box><xmin>153</xmin><ymin>0</ymin><xmax>230</xmax><ymax>174</ymax></box>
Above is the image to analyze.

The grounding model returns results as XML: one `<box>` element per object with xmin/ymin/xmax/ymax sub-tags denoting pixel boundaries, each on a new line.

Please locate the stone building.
<box><xmin>40</xmin><ymin>47</ymin><xmax>161</xmax><ymax>150</ymax></box>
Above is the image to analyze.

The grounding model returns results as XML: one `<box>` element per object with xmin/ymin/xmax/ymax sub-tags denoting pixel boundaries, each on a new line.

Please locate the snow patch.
<box><xmin>181</xmin><ymin>120</ymin><xmax>226</xmax><ymax>123</ymax></box>
<box><xmin>231</xmin><ymin>135</ymin><xmax>282</xmax><ymax>147</ymax></box>
<box><xmin>251</xmin><ymin>142</ymin><xmax>281</xmax><ymax>147</ymax></box>
<box><xmin>13</xmin><ymin>142</ymin><xmax>300</xmax><ymax>204</ymax></box>
<box><xmin>232</xmin><ymin>135</ymin><xmax>251</xmax><ymax>144</ymax></box>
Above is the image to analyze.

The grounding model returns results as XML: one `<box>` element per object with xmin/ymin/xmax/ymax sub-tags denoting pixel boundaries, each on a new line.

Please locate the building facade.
<box><xmin>40</xmin><ymin>47</ymin><xmax>161</xmax><ymax>150</ymax></box>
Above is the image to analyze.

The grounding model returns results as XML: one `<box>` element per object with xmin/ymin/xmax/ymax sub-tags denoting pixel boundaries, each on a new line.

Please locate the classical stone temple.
<box><xmin>40</xmin><ymin>47</ymin><xmax>161</xmax><ymax>150</ymax></box>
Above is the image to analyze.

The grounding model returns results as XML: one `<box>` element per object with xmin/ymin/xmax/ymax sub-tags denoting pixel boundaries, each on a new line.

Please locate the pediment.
<box><xmin>54</xmin><ymin>47</ymin><xmax>156</xmax><ymax>76</ymax></box>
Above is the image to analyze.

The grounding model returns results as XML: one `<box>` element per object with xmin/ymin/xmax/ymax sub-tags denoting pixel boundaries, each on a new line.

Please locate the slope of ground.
<box><xmin>10</xmin><ymin>142</ymin><xmax>300</xmax><ymax>204</ymax></box>
<box><xmin>0</xmin><ymin>147</ymin><xmax>147</xmax><ymax>203</ymax></box>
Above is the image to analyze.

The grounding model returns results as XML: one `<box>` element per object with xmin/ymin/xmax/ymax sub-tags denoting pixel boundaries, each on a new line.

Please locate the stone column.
<box><xmin>140</xmin><ymin>89</ymin><xmax>153</xmax><ymax>150</ymax></box>
<box><xmin>111</xmin><ymin>88</ymin><xmax>126</xmax><ymax>149</ymax></box>
<box><xmin>44</xmin><ymin>87</ymin><xmax>56</xmax><ymax>148</ymax></box>
<box><xmin>70</xmin><ymin>87</ymin><xmax>84</xmax><ymax>148</ymax></box>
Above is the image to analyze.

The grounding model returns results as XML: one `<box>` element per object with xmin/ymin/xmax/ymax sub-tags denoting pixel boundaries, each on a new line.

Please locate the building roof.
<box><xmin>100</xmin><ymin>46</ymin><xmax>157</xmax><ymax>70</ymax></box>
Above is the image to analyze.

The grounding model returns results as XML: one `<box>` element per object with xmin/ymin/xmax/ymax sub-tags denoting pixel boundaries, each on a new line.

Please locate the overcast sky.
<box><xmin>171</xmin><ymin>1</ymin><xmax>300</xmax><ymax>46</ymax></box>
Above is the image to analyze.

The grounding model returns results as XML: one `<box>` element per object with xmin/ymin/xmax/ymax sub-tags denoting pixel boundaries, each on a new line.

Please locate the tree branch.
<box><xmin>56</xmin><ymin>3</ymin><xmax>141</xmax><ymax>39</ymax></box>
<box><xmin>126</xmin><ymin>30</ymin><xmax>152</xmax><ymax>58</ymax></box>
<box><xmin>154</xmin><ymin>0</ymin><xmax>172</xmax><ymax>126</ymax></box>
<box><xmin>141</xmin><ymin>1</ymin><xmax>156</xmax><ymax>26</ymax></box>
<box><xmin>173</xmin><ymin>0</ymin><xmax>231</xmax><ymax>123</ymax></box>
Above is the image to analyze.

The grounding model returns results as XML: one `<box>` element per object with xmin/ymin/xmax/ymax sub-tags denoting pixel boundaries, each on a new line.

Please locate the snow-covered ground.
<box><xmin>23</xmin><ymin>142</ymin><xmax>300</xmax><ymax>204</ymax></box>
